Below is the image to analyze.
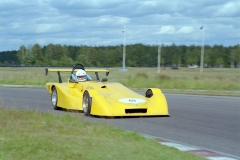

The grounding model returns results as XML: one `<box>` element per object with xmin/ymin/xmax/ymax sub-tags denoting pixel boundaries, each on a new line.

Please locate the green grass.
<box><xmin>0</xmin><ymin>108</ymin><xmax>206</xmax><ymax>160</ymax></box>
<box><xmin>119</xmin><ymin>68</ymin><xmax>240</xmax><ymax>90</ymax></box>
<box><xmin>0</xmin><ymin>67</ymin><xmax>240</xmax><ymax>96</ymax></box>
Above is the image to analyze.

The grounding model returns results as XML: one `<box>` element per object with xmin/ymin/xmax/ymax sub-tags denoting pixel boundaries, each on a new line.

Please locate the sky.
<box><xmin>0</xmin><ymin>0</ymin><xmax>240</xmax><ymax>51</ymax></box>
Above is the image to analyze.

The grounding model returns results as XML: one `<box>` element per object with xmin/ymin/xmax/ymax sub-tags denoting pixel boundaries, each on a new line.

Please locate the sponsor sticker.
<box><xmin>119</xmin><ymin>98</ymin><xmax>146</xmax><ymax>104</ymax></box>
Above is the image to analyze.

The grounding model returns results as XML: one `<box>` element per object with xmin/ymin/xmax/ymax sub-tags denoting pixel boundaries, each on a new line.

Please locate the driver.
<box><xmin>76</xmin><ymin>69</ymin><xmax>87</xmax><ymax>82</ymax></box>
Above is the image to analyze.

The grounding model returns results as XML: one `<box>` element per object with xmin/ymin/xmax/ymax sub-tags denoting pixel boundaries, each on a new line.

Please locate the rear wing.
<box><xmin>45</xmin><ymin>68</ymin><xmax>110</xmax><ymax>83</ymax></box>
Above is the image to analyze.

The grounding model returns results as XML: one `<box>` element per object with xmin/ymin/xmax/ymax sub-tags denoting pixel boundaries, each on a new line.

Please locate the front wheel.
<box><xmin>51</xmin><ymin>87</ymin><xmax>60</xmax><ymax>110</ymax></box>
<box><xmin>82</xmin><ymin>91</ymin><xmax>92</xmax><ymax>116</ymax></box>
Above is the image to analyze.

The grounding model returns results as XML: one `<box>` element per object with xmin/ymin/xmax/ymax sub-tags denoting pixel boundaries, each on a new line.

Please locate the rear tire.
<box><xmin>51</xmin><ymin>87</ymin><xmax>60</xmax><ymax>110</ymax></box>
<box><xmin>82</xmin><ymin>91</ymin><xmax>92</xmax><ymax>116</ymax></box>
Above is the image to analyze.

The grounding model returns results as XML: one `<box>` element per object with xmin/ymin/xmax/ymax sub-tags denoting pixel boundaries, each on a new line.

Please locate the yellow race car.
<box><xmin>45</xmin><ymin>64</ymin><xmax>169</xmax><ymax>117</ymax></box>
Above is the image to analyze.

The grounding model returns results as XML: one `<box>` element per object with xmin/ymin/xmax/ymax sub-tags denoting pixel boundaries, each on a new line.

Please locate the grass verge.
<box><xmin>0</xmin><ymin>67</ymin><xmax>239</xmax><ymax>96</ymax></box>
<box><xmin>0</xmin><ymin>108</ymin><xmax>205</xmax><ymax>160</ymax></box>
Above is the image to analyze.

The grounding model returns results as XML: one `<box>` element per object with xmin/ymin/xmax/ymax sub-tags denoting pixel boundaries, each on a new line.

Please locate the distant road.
<box><xmin>0</xmin><ymin>87</ymin><xmax>239</xmax><ymax>158</ymax></box>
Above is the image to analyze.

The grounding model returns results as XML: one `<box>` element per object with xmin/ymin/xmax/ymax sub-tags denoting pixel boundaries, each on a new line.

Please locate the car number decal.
<box><xmin>119</xmin><ymin>98</ymin><xmax>146</xmax><ymax>104</ymax></box>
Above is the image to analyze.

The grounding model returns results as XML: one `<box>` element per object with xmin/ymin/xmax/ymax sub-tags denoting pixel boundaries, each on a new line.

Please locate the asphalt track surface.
<box><xmin>0</xmin><ymin>87</ymin><xmax>239</xmax><ymax>158</ymax></box>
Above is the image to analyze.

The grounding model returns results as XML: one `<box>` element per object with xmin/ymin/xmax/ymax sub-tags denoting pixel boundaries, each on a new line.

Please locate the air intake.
<box><xmin>125</xmin><ymin>109</ymin><xmax>147</xmax><ymax>114</ymax></box>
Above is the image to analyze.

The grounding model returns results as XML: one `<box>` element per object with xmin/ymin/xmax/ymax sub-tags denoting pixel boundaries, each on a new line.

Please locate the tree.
<box><xmin>16</xmin><ymin>45</ymin><xmax>27</xmax><ymax>65</ymax></box>
<box><xmin>10</xmin><ymin>43</ymin><xmax>240</xmax><ymax>68</ymax></box>
<box><xmin>58</xmin><ymin>55</ymin><xmax>74</xmax><ymax>66</ymax></box>
<box><xmin>23</xmin><ymin>49</ymin><xmax>35</xmax><ymax>65</ymax></box>
<box><xmin>32</xmin><ymin>43</ymin><xmax>43</xmax><ymax>65</ymax></box>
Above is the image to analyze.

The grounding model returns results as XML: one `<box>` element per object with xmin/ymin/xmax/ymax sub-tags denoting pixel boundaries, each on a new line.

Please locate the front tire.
<box><xmin>82</xmin><ymin>91</ymin><xmax>92</xmax><ymax>116</ymax></box>
<box><xmin>51</xmin><ymin>87</ymin><xmax>60</xmax><ymax>110</ymax></box>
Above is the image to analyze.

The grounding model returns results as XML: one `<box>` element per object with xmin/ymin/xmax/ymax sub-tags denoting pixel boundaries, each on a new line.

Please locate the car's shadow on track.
<box><xmin>91</xmin><ymin>115</ymin><xmax>170</xmax><ymax>119</ymax></box>
<box><xmin>56</xmin><ymin>107</ymin><xmax>170</xmax><ymax>119</ymax></box>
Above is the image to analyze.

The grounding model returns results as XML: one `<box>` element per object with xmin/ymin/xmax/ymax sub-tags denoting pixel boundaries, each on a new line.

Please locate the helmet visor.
<box><xmin>77</xmin><ymin>75</ymin><xmax>87</xmax><ymax>81</ymax></box>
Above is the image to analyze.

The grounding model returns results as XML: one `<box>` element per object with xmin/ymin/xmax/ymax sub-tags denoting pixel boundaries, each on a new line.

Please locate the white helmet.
<box><xmin>76</xmin><ymin>69</ymin><xmax>87</xmax><ymax>82</ymax></box>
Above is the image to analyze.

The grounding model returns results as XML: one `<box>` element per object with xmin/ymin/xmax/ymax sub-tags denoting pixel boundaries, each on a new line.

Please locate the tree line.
<box><xmin>0</xmin><ymin>43</ymin><xmax>240</xmax><ymax>67</ymax></box>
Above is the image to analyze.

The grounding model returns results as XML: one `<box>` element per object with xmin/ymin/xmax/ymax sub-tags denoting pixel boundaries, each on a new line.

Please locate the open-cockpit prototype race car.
<box><xmin>45</xmin><ymin>64</ymin><xmax>169</xmax><ymax>117</ymax></box>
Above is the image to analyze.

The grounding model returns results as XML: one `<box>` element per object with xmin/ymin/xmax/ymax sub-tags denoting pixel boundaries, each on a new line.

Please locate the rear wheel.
<box><xmin>82</xmin><ymin>91</ymin><xmax>92</xmax><ymax>116</ymax></box>
<box><xmin>51</xmin><ymin>87</ymin><xmax>60</xmax><ymax>110</ymax></box>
